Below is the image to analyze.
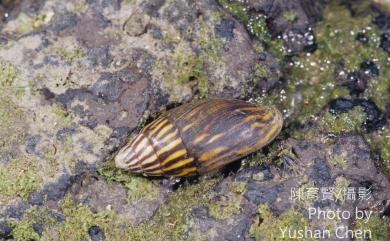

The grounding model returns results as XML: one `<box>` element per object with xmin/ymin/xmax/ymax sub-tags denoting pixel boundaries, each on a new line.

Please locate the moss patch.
<box><xmin>0</xmin><ymin>60</ymin><xmax>18</xmax><ymax>88</ymax></box>
<box><xmin>12</xmin><ymin>220</ymin><xmax>40</xmax><ymax>241</ymax></box>
<box><xmin>0</xmin><ymin>97</ymin><xmax>26</xmax><ymax>162</ymax></box>
<box><xmin>155</xmin><ymin>43</ymin><xmax>209</xmax><ymax>99</ymax></box>
<box><xmin>333</xmin><ymin>176</ymin><xmax>350</xmax><ymax>205</ymax></box>
<box><xmin>52</xmin><ymin>46</ymin><xmax>85</xmax><ymax>63</ymax></box>
<box><xmin>11</xmin><ymin>207</ymin><xmax>56</xmax><ymax>241</ymax></box>
<box><xmin>250</xmin><ymin>1</ymin><xmax>390</xmax><ymax>126</ymax></box>
<box><xmin>228</xmin><ymin>181</ymin><xmax>247</xmax><ymax>194</ymax></box>
<box><xmin>55</xmin><ymin>197</ymin><xmax>117</xmax><ymax>241</ymax></box>
<box><xmin>250</xmin><ymin>204</ymin><xmax>315</xmax><ymax>241</ymax></box>
<box><xmin>128</xmin><ymin>176</ymin><xmax>219</xmax><ymax>240</ymax></box>
<box><xmin>251</xmin><ymin>63</ymin><xmax>269</xmax><ymax>81</ymax></box>
<box><xmin>174</xmin><ymin>49</ymin><xmax>207</xmax><ymax>92</ymax></box>
<box><xmin>98</xmin><ymin>162</ymin><xmax>159</xmax><ymax>202</ymax></box>
<box><xmin>353</xmin><ymin>215</ymin><xmax>390</xmax><ymax>241</ymax></box>
<box><xmin>45</xmin><ymin>176</ymin><xmax>217</xmax><ymax>240</ymax></box>
<box><xmin>218</xmin><ymin>0</ymin><xmax>285</xmax><ymax>60</ymax></box>
<box><xmin>15</xmin><ymin>12</ymin><xmax>53</xmax><ymax>34</ymax></box>
<box><xmin>295</xmin><ymin>181</ymin><xmax>318</xmax><ymax>208</ymax></box>
<box><xmin>0</xmin><ymin>157</ymin><xmax>43</xmax><ymax>204</ymax></box>
<box><xmin>320</xmin><ymin>106</ymin><xmax>366</xmax><ymax>134</ymax></box>
<box><xmin>34</xmin><ymin>196</ymin><xmax>130</xmax><ymax>241</ymax></box>
<box><xmin>365</xmin><ymin>124</ymin><xmax>390</xmax><ymax>177</ymax></box>
<box><xmin>283</xmin><ymin>11</ymin><xmax>298</xmax><ymax>23</ymax></box>
<box><xmin>209</xmin><ymin>198</ymin><xmax>242</xmax><ymax>220</ymax></box>
<box><xmin>328</xmin><ymin>151</ymin><xmax>348</xmax><ymax>169</ymax></box>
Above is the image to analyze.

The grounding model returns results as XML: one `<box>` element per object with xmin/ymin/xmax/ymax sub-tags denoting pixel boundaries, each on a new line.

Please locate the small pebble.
<box><xmin>88</xmin><ymin>225</ymin><xmax>105</xmax><ymax>241</ymax></box>
<box><xmin>360</xmin><ymin>60</ymin><xmax>379</xmax><ymax>76</ymax></box>
<box><xmin>346</xmin><ymin>71</ymin><xmax>368</xmax><ymax>96</ymax></box>
<box><xmin>356</xmin><ymin>32</ymin><xmax>369</xmax><ymax>44</ymax></box>
<box><xmin>380</xmin><ymin>33</ymin><xmax>390</xmax><ymax>53</ymax></box>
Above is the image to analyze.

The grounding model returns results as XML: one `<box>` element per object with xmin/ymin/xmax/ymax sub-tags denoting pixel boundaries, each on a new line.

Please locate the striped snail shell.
<box><xmin>115</xmin><ymin>99</ymin><xmax>283</xmax><ymax>177</ymax></box>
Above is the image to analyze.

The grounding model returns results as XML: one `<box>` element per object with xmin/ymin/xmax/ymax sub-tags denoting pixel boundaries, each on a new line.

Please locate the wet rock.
<box><xmin>141</xmin><ymin>0</ymin><xmax>166</xmax><ymax>17</ymax></box>
<box><xmin>39</xmin><ymin>87</ymin><xmax>56</xmax><ymax>100</ymax></box>
<box><xmin>373</xmin><ymin>12</ymin><xmax>390</xmax><ymax>29</ymax></box>
<box><xmin>48</xmin><ymin>210</ymin><xmax>65</xmax><ymax>222</ymax></box>
<box><xmin>0</xmin><ymin>35</ymin><xmax>8</xmax><ymax>45</ymax></box>
<box><xmin>42</xmin><ymin>174</ymin><xmax>75</xmax><ymax>202</ymax></box>
<box><xmin>110</xmin><ymin>126</ymin><xmax>131</xmax><ymax>139</ymax></box>
<box><xmin>255</xmin><ymin>52</ymin><xmax>281</xmax><ymax>91</ymax></box>
<box><xmin>309</xmin><ymin>158</ymin><xmax>332</xmax><ymax>187</ymax></box>
<box><xmin>0</xmin><ymin>0</ymin><xmax>20</xmax><ymax>24</ymax></box>
<box><xmin>354</xmin><ymin>99</ymin><xmax>386</xmax><ymax>132</ymax></box>
<box><xmin>70</xmin><ymin>175</ymin><xmax>170</xmax><ymax>226</ymax></box>
<box><xmin>41</xmin><ymin>55</ymin><xmax>61</xmax><ymax>67</ymax></box>
<box><xmin>383</xmin><ymin>199</ymin><xmax>390</xmax><ymax>217</ymax></box>
<box><xmin>162</xmin><ymin>0</ymin><xmax>198</xmax><ymax>37</ymax></box>
<box><xmin>328</xmin><ymin>97</ymin><xmax>355</xmax><ymax>114</ymax></box>
<box><xmin>187</xmin><ymin>204</ymin><xmax>254</xmax><ymax>241</ymax></box>
<box><xmin>56</xmin><ymin>49</ymin><xmax>153</xmax><ymax>130</ymax></box>
<box><xmin>19</xmin><ymin>0</ymin><xmax>46</xmax><ymax>15</ymax></box>
<box><xmin>380</xmin><ymin>32</ymin><xmax>390</xmax><ymax>53</ymax></box>
<box><xmin>328</xmin><ymin>97</ymin><xmax>386</xmax><ymax>132</ymax></box>
<box><xmin>25</xmin><ymin>134</ymin><xmax>42</xmax><ymax>155</ymax></box>
<box><xmin>345</xmin><ymin>71</ymin><xmax>368</xmax><ymax>96</ymax></box>
<box><xmin>0</xmin><ymin>200</ymin><xmax>29</xmax><ymax>219</ymax></box>
<box><xmin>32</xmin><ymin>223</ymin><xmax>44</xmax><ymax>236</ymax></box>
<box><xmin>28</xmin><ymin>191</ymin><xmax>44</xmax><ymax>206</ymax></box>
<box><xmin>282</xmin><ymin>28</ymin><xmax>317</xmax><ymax>54</ymax></box>
<box><xmin>258</xmin><ymin>52</ymin><xmax>267</xmax><ymax>61</ymax></box>
<box><xmin>329</xmin><ymin>96</ymin><xmax>386</xmax><ymax>132</ymax></box>
<box><xmin>0</xmin><ymin>0</ymin><xmax>45</xmax><ymax>25</ymax></box>
<box><xmin>56</xmin><ymin>11</ymin><xmax>114</xmax><ymax>57</ymax></box>
<box><xmin>148</xmin><ymin>24</ymin><xmax>163</xmax><ymax>39</ymax></box>
<box><xmin>245</xmin><ymin>182</ymin><xmax>283</xmax><ymax>205</ymax></box>
<box><xmin>49</xmin><ymin>11</ymin><xmax>79</xmax><ymax>33</ymax></box>
<box><xmin>90</xmin><ymin>72</ymin><xmax>123</xmax><ymax>101</ymax></box>
<box><xmin>87</xmin><ymin>0</ymin><xmax>121</xmax><ymax>11</ymax></box>
<box><xmin>70</xmin><ymin>175</ymin><xmax>128</xmax><ymax>212</ymax></box>
<box><xmin>330</xmin><ymin>135</ymin><xmax>389</xmax><ymax>197</ymax></box>
<box><xmin>87</xmin><ymin>46</ymin><xmax>112</xmax><ymax>67</ymax></box>
<box><xmin>245</xmin><ymin>0</ymin><xmax>324</xmax><ymax>53</ymax></box>
<box><xmin>0</xmin><ymin>222</ymin><xmax>12</xmax><ymax>239</ymax></box>
<box><xmin>214</xmin><ymin>18</ymin><xmax>235</xmax><ymax>41</ymax></box>
<box><xmin>56</xmin><ymin>127</ymin><xmax>76</xmax><ymax>141</ymax></box>
<box><xmin>185</xmin><ymin>131</ymin><xmax>390</xmax><ymax>240</ymax></box>
<box><xmin>356</xmin><ymin>31</ymin><xmax>369</xmax><ymax>44</ymax></box>
<box><xmin>1</xmin><ymin>0</ymin><xmax>389</xmax><ymax>239</ymax></box>
<box><xmin>88</xmin><ymin>225</ymin><xmax>105</xmax><ymax>241</ymax></box>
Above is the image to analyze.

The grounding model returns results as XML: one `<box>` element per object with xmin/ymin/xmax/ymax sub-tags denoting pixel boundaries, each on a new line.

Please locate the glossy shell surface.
<box><xmin>115</xmin><ymin>99</ymin><xmax>283</xmax><ymax>177</ymax></box>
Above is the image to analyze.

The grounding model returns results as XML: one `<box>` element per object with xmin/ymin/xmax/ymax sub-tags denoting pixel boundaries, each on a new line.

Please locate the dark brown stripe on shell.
<box><xmin>162</xmin><ymin>161</ymin><xmax>198</xmax><ymax>176</ymax></box>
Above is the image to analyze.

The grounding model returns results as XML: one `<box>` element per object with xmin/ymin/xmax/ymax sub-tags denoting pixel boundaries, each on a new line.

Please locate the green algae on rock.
<box><xmin>320</xmin><ymin>106</ymin><xmax>366</xmax><ymax>134</ymax></box>
<box><xmin>209</xmin><ymin>198</ymin><xmax>242</xmax><ymax>220</ymax></box>
<box><xmin>0</xmin><ymin>97</ymin><xmax>26</xmax><ymax>164</ymax></box>
<box><xmin>0</xmin><ymin>157</ymin><xmax>43</xmax><ymax>203</ymax></box>
<box><xmin>353</xmin><ymin>215</ymin><xmax>390</xmax><ymax>241</ymax></box>
<box><xmin>251</xmin><ymin>1</ymin><xmax>390</xmax><ymax>127</ymax></box>
<box><xmin>333</xmin><ymin>176</ymin><xmax>350</xmax><ymax>205</ymax></box>
<box><xmin>365</xmin><ymin>124</ymin><xmax>390</xmax><ymax>178</ymax></box>
<box><xmin>0</xmin><ymin>60</ymin><xmax>18</xmax><ymax>89</ymax></box>
<box><xmin>250</xmin><ymin>204</ymin><xmax>315</xmax><ymax>241</ymax></box>
<box><xmin>98</xmin><ymin>162</ymin><xmax>159</xmax><ymax>202</ymax></box>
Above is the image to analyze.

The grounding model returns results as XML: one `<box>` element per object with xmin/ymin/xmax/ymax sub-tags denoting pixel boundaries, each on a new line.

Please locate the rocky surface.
<box><xmin>0</xmin><ymin>0</ymin><xmax>389</xmax><ymax>240</ymax></box>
